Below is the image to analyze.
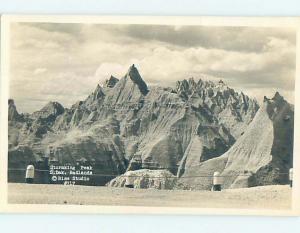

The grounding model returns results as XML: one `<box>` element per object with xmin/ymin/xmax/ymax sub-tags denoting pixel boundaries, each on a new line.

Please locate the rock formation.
<box><xmin>104</xmin><ymin>75</ymin><xmax>119</xmax><ymax>88</ymax></box>
<box><xmin>108</xmin><ymin>169</ymin><xmax>177</xmax><ymax>189</ymax></box>
<box><xmin>178</xmin><ymin>92</ymin><xmax>294</xmax><ymax>189</ymax></box>
<box><xmin>8</xmin><ymin>99</ymin><xmax>22</xmax><ymax>122</ymax></box>
<box><xmin>8</xmin><ymin>65</ymin><xmax>293</xmax><ymax>189</ymax></box>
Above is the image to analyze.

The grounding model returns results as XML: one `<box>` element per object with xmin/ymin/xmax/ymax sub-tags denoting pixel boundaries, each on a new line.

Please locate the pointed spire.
<box><xmin>272</xmin><ymin>91</ymin><xmax>284</xmax><ymax>101</ymax></box>
<box><xmin>263</xmin><ymin>96</ymin><xmax>270</xmax><ymax>102</ymax></box>
<box><xmin>8</xmin><ymin>99</ymin><xmax>21</xmax><ymax>121</ymax></box>
<box><xmin>126</xmin><ymin>64</ymin><xmax>149</xmax><ymax>95</ymax></box>
<box><xmin>127</xmin><ymin>64</ymin><xmax>136</xmax><ymax>74</ymax></box>
<box><xmin>8</xmin><ymin>99</ymin><xmax>15</xmax><ymax>106</ymax></box>
<box><xmin>104</xmin><ymin>75</ymin><xmax>119</xmax><ymax>88</ymax></box>
<box><xmin>93</xmin><ymin>84</ymin><xmax>105</xmax><ymax>100</ymax></box>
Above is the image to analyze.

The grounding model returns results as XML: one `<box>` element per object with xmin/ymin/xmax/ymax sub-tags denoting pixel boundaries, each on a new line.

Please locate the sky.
<box><xmin>9</xmin><ymin>22</ymin><xmax>296</xmax><ymax>113</ymax></box>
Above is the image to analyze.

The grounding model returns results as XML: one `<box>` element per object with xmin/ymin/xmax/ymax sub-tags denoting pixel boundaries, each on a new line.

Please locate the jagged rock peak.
<box><xmin>263</xmin><ymin>96</ymin><xmax>270</xmax><ymax>102</ymax></box>
<box><xmin>176</xmin><ymin>78</ymin><xmax>233</xmax><ymax>98</ymax></box>
<box><xmin>32</xmin><ymin>101</ymin><xmax>65</xmax><ymax>120</ymax></box>
<box><xmin>264</xmin><ymin>91</ymin><xmax>290</xmax><ymax>120</ymax></box>
<box><xmin>8</xmin><ymin>99</ymin><xmax>21</xmax><ymax>121</ymax></box>
<box><xmin>41</xmin><ymin>101</ymin><xmax>64</xmax><ymax>112</ymax></box>
<box><xmin>177</xmin><ymin>78</ymin><xmax>228</xmax><ymax>91</ymax></box>
<box><xmin>104</xmin><ymin>75</ymin><xmax>119</xmax><ymax>88</ymax></box>
<box><xmin>126</xmin><ymin>64</ymin><xmax>149</xmax><ymax>95</ymax></box>
<box><xmin>272</xmin><ymin>91</ymin><xmax>285</xmax><ymax>102</ymax></box>
<box><xmin>188</xmin><ymin>77</ymin><xmax>197</xmax><ymax>87</ymax></box>
<box><xmin>72</xmin><ymin>100</ymin><xmax>84</xmax><ymax>109</ymax></box>
<box><xmin>93</xmin><ymin>84</ymin><xmax>105</xmax><ymax>100</ymax></box>
<box><xmin>8</xmin><ymin>99</ymin><xmax>15</xmax><ymax>106</ymax></box>
<box><xmin>215</xmin><ymin>80</ymin><xmax>230</xmax><ymax>92</ymax></box>
<box><xmin>218</xmin><ymin>79</ymin><xmax>225</xmax><ymax>85</ymax></box>
<box><xmin>197</xmin><ymin>78</ymin><xmax>204</xmax><ymax>86</ymax></box>
<box><xmin>264</xmin><ymin>92</ymin><xmax>285</xmax><ymax>103</ymax></box>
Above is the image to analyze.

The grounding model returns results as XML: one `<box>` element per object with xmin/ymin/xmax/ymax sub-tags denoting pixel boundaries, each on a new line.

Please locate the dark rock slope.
<box><xmin>8</xmin><ymin>65</ymin><xmax>292</xmax><ymax>189</ymax></box>
<box><xmin>178</xmin><ymin>92</ymin><xmax>294</xmax><ymax>189</ymax></box>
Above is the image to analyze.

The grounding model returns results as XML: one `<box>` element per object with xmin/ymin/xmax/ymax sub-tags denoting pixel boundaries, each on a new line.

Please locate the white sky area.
<box><xmin>9</xmin><ymin>23</ymin><xmax>296</xmax><ymax>113</ymax></box>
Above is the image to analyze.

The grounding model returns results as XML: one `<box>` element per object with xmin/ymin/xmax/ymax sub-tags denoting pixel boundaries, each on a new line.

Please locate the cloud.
<box><xmin>119</xmin><ymin>24</ymin><xmax>296</xmax><ymax>52</ymax></box>
<box><xmin>9</xmin><ymin>23</ymin><xmax>296</xmax><ymax>113</ymax></box>
<box><xmin>33</xmin><ymin>68</ymin><xmax>47</xmax><ymax>75</ymax></box>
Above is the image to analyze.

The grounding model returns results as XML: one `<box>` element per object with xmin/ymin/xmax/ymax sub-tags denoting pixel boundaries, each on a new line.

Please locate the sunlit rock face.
<box><xmin>108</xmin><ymin>169</ymin><xmax>177</xmax><ymax>189</ymax></box>
<box><xmin>178</xmin><ymin>92</ymin><xmax>294</xmax><ymax>190</ymax></box>
<box><xmin>8</xmin><ymin>65</ymin><xmax>292</xmax><ymax>189</ymax></box>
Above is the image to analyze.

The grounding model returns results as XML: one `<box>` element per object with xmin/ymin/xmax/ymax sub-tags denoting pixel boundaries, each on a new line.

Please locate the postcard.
<box><xmin>1</xmin><ymin>15</ymin><xmax>299</xmax><ymax>215</ymax></box>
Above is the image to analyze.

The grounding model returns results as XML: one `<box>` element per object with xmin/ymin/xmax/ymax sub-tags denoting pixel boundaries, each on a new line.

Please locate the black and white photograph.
<box><xmin>1</xmin><ymin>16</ymin><xmax>299</xmax><ymax>215</ymax></box>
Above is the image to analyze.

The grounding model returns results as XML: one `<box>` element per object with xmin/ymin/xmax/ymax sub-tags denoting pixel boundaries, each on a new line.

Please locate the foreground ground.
<box><xmin>8</xmin><ymin>183</ymin><xmax>291</xmax><ymax>209</ymax></box>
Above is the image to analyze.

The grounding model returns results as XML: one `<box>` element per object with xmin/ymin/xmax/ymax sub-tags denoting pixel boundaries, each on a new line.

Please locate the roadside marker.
<box><xmin>289</xmin><ymin>168</ymin><xmax>293</xmax><ymax>188</ymax></box>
<box><xmin>212</xmin><ymin>171</ymin><xmax>222</xmax><ymax>191</ymax></box>
<box><xmin>25</xmin><ymin>165</ymin><xmax>35</xmax><ymax>184</ymax></box>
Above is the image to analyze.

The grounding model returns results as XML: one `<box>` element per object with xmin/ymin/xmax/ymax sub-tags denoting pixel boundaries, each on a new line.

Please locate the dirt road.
<box><xmin>8</xmin><ymin>183</ymin><xmax>291</xmax><ymax>209</ymax></box>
